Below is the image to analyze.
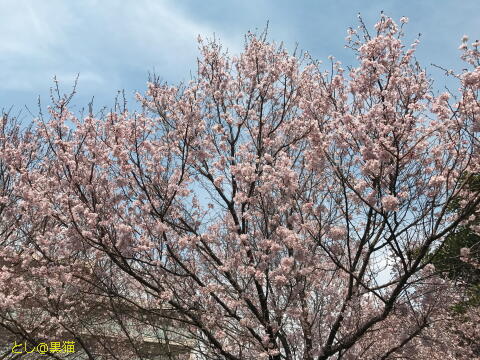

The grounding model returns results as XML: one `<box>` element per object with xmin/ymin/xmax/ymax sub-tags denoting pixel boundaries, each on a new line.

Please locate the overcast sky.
<box><xmin>1</xmin><ymin>0</ymin><xmax>478</xmax><ymax>119</ymax></box>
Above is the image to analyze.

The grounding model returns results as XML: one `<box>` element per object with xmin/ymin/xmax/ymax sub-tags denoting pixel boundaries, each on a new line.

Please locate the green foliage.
<box><xmin>450</xmin><ymin>284</ymin><xmax>480</xmax><ymax>314</ymax></box>
<box><xmin>446</xmin><ymin>172</ymin><xmax>480</xmax><ymax>213</ymax></box>
<box><xmin>429</xmin><ymin>172</ymin><xmax>480</xmax><ymax>312</ymax></box>
<box><xmin>430</xmin><ymin>227</ymin><xmax>480</xmax><ymax>284</ymax></box>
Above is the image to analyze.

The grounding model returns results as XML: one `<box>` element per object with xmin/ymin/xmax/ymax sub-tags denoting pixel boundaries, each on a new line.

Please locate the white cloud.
<box><xmin>0</xmin><ymin>0</ymin><xmax>238</xmax><ymax>100</ymax></box>
<box><xmin>0</xmin><ymin>0</ymin><xmax>74</xmax><ymax>57</ymax></box>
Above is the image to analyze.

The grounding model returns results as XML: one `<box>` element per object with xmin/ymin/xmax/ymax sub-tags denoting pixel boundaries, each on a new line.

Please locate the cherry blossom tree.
<box><xmin>1</xmin><ymin>15</ymin><xmax>479</xmax><ymax>359</ymax></box>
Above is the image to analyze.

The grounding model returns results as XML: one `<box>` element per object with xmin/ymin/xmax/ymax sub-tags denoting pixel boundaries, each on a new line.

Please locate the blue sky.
<box><xmin>1</xmin><ymin>0</ymin><xmax>478</xmax><ymax>119</ymax></box>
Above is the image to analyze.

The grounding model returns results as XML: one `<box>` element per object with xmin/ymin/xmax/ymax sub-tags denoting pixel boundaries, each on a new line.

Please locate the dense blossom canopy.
<box><xmin>0</xmin><ymin>15</ymin><xmax>479</xmax><ymax>359</ymax></box>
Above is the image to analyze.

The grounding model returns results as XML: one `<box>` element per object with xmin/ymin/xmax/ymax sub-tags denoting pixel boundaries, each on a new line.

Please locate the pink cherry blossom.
<box><xmin>381</xmin><ymin>195</ymin><xmax>400</xmax><ymax>211</ymax></box>
<box><xmin>0</xmin><ymin>14</ymin><xmax>479</xmax><ymax>360</ymax></box>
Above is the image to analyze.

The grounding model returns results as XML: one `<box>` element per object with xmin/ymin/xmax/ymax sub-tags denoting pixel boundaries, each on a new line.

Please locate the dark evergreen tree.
<box><xmin>430</xmin><ymin>172</ymin><xmax>480</xmax><ymax>312</ymax></box>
